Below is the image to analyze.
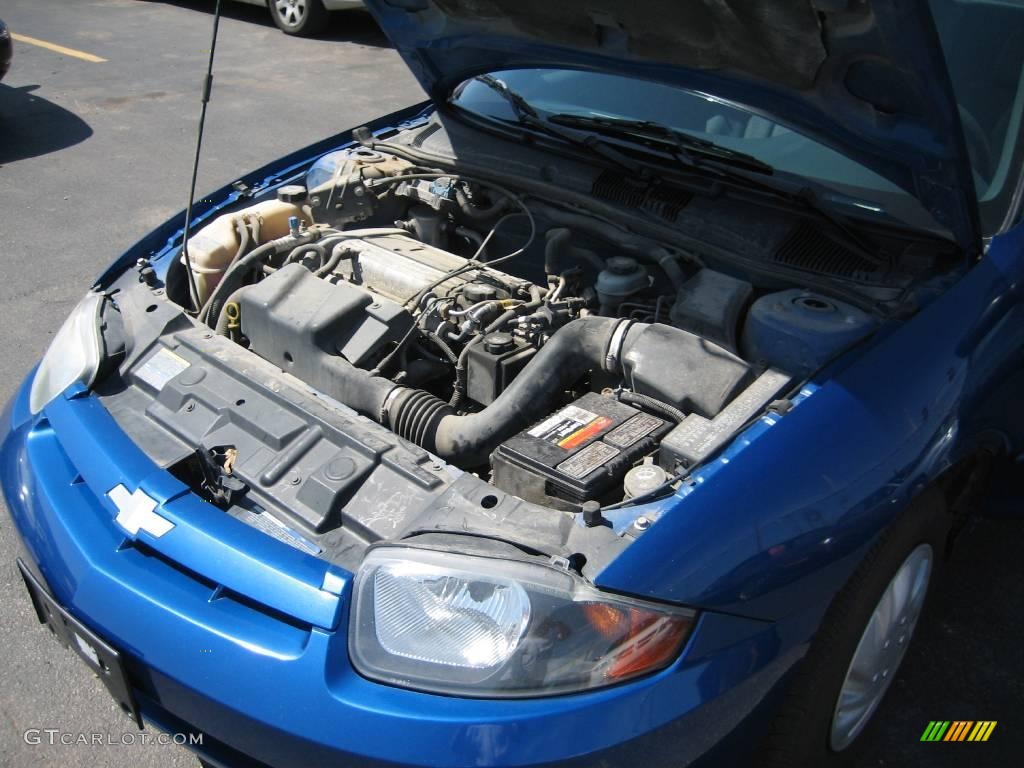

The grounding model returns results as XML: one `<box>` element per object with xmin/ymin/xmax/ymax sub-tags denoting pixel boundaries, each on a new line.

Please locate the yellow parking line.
<box><xmin>11</xmin><ymin>33</ymin><xmax>107</xmax><ymax>63</ymax></box>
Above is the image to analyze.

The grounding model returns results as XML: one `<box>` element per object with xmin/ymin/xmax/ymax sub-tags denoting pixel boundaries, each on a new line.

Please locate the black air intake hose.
<box><xmin>385</xmin><ymin>316</ymin><xmax>630</xmax><ymax>466</ymax></box>
<box><xmin>294</xmin><ymin>353</ymin><xmax>399</xmax><ymax>425</ymax></box>
<box><xmin>544</xmin><ymin>228</ymin><xmax>605</xmax><ymax>275</ymax></box>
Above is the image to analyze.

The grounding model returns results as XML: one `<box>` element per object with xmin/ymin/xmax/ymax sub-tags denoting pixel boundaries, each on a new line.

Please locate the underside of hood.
<box><xmin>431</xmin><ymin>0</ymin><xmax>827</xmax><ymax>89</ymax></box>
<box><xmin>366</xmin><ymin>0</ymin><xmax>981</xmax><ymax>252</ymax></box>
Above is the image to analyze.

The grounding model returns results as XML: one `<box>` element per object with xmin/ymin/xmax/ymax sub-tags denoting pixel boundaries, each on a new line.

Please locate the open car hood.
<box><xmin>364</xmin><ymin>0</ymin><xmax>981</xmax><ymax>252</ymax></box>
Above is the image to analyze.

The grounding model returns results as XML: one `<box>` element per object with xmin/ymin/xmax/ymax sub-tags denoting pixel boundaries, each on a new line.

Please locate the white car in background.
<box><xmin>232</xmin><ymin>0</ymin><xmax>363</xmax><ymax>36</ymax></box>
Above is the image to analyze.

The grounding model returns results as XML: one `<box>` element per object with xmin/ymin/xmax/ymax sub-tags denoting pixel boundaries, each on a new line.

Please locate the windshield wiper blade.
<box><xmin>469</xmin><ymin>76</ymin><xmax>648</xmax><ymax>176</ymax></box>
<box><xmin>789</xmin><ymin>188</ymin><xmax>890</xmax><ymax>268</ymax></box>
<box><xmin>474</xmin><ymin>74</ymin><xmax>542</xmax><ymax>122</ymax></box>
<box><xmin>471</xmin><ymin>88</ymin><xmax>886</xmax><ymax>269</ymax></box>
<box><xmin>547</xmin><ymin>113</ymin><xmax>774</xmax><ymax>174</ymax></box>
<box><xmin>550</xmin><ymin>112</ymin><xmax>886</xmax><ymax>268</ymax></box>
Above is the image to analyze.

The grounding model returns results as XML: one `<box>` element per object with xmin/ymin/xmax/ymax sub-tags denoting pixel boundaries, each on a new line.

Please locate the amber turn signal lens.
<box><xmin>604</xmin><ymin>613</ymin><xmax>692</xmax><ymax>680</ymax></box>
<box><xmin>582</xmin><ymin>601</ymin><xmax>693</xmax><ymax>681</ymax></box>
<box><xmin>582</xmin><ymin>602</ymin><xmax>630</xmax><ymax>638</ymax></box>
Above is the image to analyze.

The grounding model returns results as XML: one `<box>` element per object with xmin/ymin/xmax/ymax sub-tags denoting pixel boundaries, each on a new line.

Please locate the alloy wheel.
<box><xmin>274</xmin><ymin>0</ymin><xmax>308</xmax><ymax>28</ymax></box>
<box><xmin>830</xmin><ymin>543</ymin><xmax>933</xmax><ymax>750</ymax></box>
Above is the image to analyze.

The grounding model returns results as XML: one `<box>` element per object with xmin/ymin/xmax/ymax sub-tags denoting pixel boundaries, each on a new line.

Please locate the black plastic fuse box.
<box><xmin>492</xmin><ymin>392</ymin><xmax>670</xmax><ymax>509</ymax></box>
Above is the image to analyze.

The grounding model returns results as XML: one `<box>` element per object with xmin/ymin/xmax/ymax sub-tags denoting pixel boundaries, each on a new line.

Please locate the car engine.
<box><xmin>98</xmin><ymin>141</ymin><xmax>881</xmax><ymax>565</ymax></box>
<box><xmin>169</xmin><ymin>145</ymin><xmax>885</xmax><ymax>507</ymax></box>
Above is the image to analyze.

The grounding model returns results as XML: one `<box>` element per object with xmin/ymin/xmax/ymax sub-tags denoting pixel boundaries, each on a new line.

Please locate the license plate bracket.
<box><xmin>17</xmin><ymin>559</ymin><xmax>142</xmax><ymax>728</ymax></box>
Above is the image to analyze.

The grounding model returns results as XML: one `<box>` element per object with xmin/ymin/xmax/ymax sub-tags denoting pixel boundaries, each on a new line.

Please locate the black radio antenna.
<box><xmin>179</xmin><ymin>0</ymin><xmax>225</xmax><ymax>313</ymax></box>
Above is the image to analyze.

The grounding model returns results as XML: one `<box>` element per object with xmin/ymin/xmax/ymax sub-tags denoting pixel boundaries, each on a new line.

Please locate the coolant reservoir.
<box><xmin>182</xmin><ymin>199</ymin><xmax>310</xmax><ymax>304</ymax></box>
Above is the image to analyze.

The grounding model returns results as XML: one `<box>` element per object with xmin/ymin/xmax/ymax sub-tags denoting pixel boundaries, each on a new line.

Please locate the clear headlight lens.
<box><xmin>373</xmin><ymin>558</ymin><xmax>530</xmax><ymax>671</ymax></box>
<box><xmin>350</xmin><ymin>547</ymin><xmax>696</xmax><ymax>697</ymax></box>
<box><xmin>29</xmin><ymin>291</ymin><xmax>104</xmax><ymax>414</ymax></box>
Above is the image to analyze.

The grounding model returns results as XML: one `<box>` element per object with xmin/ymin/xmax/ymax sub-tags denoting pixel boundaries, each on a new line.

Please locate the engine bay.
<box><xmin>96</xmin><ymin>135</ymin><xmax>896</xmax><ymax>571</ymax></box>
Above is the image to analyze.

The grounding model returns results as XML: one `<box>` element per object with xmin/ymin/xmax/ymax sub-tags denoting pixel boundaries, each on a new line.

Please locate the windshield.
<box><xmin>452</xmin><ymin>0</ymin><xmax>1024</xmax><ymax>239</ymax></box>
<box><xmin>453</xmin><ymin>68</ymin><xmax>938</xmax><ymax>232</ymax></box>
<box><xmin>930</xmin><ymin>0</ymin><xmax>1024</xmax><ymax>234</ymax></box>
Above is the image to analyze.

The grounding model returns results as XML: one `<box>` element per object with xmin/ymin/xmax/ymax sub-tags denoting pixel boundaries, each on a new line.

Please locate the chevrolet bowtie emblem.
<box><xmin>107</xmin><ymin>485</ymin><xmax>174</xmax><ymax>538</ymax></box>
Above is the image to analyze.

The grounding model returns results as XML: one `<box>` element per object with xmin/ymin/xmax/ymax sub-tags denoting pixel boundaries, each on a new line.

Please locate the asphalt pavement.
<box><xmin>0</xmin><ymin>1</ymin><xmax>1021</xmax><ymax>766</ymax></box>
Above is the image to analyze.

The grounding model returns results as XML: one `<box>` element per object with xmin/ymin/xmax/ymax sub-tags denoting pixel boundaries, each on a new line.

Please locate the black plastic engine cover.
<box><xmin>238</xmin><ymin>263</ymin><xmax>412</xmax><ymax>373</ymax></box>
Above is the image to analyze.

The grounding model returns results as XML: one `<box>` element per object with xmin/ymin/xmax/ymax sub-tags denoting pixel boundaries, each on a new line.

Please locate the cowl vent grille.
<box><xmin>774</xmin><ymin>222</ymin><xmax>883</xmax><ymax>278</ymax></box>
<box><xmin>591</xmin><ymin>172</ymin><xmax>692</xmax><ymax>222</ymax></box>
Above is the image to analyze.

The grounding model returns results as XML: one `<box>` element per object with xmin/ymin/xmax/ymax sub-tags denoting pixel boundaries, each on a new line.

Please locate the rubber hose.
<box><xmin>389</xmin><ymin>316</ymin><xmax>632</xmax><ymax>465</ymax></box>
<box><xmin>455</xmin><ymin>187</ymin><xmax>510</xmax><ymax>221</ymax></box>
<box><xmin>616</xmin><ymin>390</ymin><xmax>685</xmax><ymax>423</ymax></box>
<box><xmin>544</xmin><ymin>228</ymin><xmax>605</xmax><ymax>275</ymax></box>
<box><xmin>425</xmin><ymin>331</ymin><xmax>459</xmax><ymax>365</ymax></box>
<box><xmin>203</xmin><ymin>231</ymin><xmax>317</xmax><ymax>327</ymax></box>
<box><xmin>449</xmin><ymin>335</ymin><xmax>482</xmax><ymax>409</ymax></box>
<box><xmin>285</xmin><ymin>242</ymin><xmax>326</xmax><ymax>267</ymax></box>
<box><xmin>454</xmin><ymin>226</ymin><xmax>486</xmax><ymax>259</ymax></box>
<box><xmin>231</xmin><ymin>219</ymin><xmax>252</xmax><ymax>271</ymax></box>
<box><xmin>315</xmin><ymin>242</ymin><xmax>354</xmax><ymax>277</ymax></box>
<box><xmin>538</xmin><ymin>208</ymin><xmax>686</xmax><ymax>289</ymax></box>
<box><xmin>651</xmin><ymin>246</ymin><xmax>687</xmax><ymax>290</ymax></box>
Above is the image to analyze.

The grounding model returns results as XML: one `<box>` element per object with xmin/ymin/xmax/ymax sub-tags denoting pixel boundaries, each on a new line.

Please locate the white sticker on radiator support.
<box><xmin>135</xmin><ymin>347</ymin><xmax>190</xmax><ymax>391</ymax></box>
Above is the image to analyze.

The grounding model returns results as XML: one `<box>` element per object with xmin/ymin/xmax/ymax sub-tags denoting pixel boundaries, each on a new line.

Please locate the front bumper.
<box><xmin>1</xmin><ymin>373</ymin><xmax>796</xmax><ymax>768</ymax></box>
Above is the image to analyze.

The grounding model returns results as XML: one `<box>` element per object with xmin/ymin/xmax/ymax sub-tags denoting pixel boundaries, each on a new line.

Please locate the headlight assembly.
<box><xmin>350</xmin><ymin>547</ymin><xmax>696</xmax><ymax>697</ymax></box>
<box><xmin>29</xmin><ymin>291</ymin><xmax>105</xmax><ymax>414</ymax></box>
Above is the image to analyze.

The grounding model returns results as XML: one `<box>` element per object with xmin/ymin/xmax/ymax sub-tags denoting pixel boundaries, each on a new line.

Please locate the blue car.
<box><xmin>4</xmin><ymin>1</ymin><xmax>1023</xmax><ymax>766</ymax></box>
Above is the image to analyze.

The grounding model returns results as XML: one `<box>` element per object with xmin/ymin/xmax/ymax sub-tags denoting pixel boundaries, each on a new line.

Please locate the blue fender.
<box><xmin>597</xmin><ymin>222</ymin><xmax>1024</xmax><ymax>622</ymax></box>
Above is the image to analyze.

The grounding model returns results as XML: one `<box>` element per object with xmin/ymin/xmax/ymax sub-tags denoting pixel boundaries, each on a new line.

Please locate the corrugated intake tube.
<box><xmin>384</xmin><ymin>316</ymin><xmax>630</xmax><ymax>465</ymax></box>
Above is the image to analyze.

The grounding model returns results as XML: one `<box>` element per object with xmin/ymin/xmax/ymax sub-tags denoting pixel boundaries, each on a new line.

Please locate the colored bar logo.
<box><xmin>557</xmin><ymin>416</ymin><xmax>613</xmax><ymax>449</ymax></box>
<box><xmin>921</xmin><ymin>721</ymin><xmax>997</xmax><ymax>742</ymax></box>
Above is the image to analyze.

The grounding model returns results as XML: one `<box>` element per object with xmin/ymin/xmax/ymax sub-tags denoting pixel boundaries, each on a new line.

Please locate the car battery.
<box><xmin>492</xmin><ymin>392</ymin><xmax>670</xmax><ymax>509</ymax></box>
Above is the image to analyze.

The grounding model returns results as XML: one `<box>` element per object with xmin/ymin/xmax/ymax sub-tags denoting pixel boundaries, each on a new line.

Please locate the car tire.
<box><xmin>757</xmin><ymin>488</ymin><xmax>951</xmax><ymax>767</ymax></box>
<box><xmin>268</xmin><ymin>0</ymin><xmax>329</xmax><ymax>36</ymax></box>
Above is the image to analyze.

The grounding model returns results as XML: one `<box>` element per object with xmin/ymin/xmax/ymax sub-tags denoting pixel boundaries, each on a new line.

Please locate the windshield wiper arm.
<box><xmin>549</xmin><ymin>112</ymin><xmax>886</xmax><ymax>268</ymax></box>
<box><xmin>788</xmin><ymin>188</ymin><xmax>890</xmax><ymax>268</ymax></box>
<box><xmin>547</xmin><ymin>113</ymin><xmax>774</xmax><ymax>174</ymax></box>
<box><xmin>474</xmin><ymin>74</ymin><xmax>542</xmax><ymax>122</ymax></box>
<box><xmin>469</xmin><ymin>76</ymin><xmax>648</xmax><ymax>176</ymax></box>
<box><xmin>472</xmin><ymin>89</ymin><xmax>886</xmax><ymax>269</ymax></box>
